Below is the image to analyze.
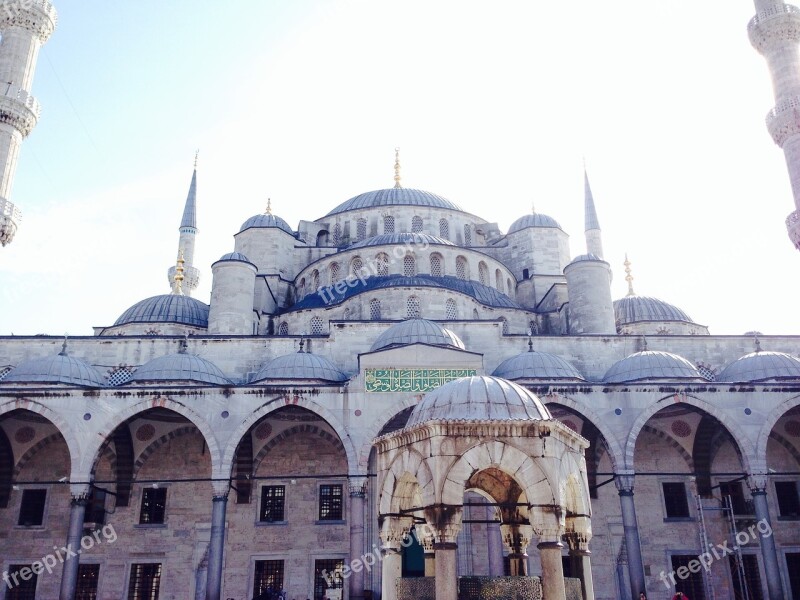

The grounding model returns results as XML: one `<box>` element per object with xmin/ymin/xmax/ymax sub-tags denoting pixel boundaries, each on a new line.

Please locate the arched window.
<box><xmin>456</xmin><ymin>256</ymin><xmax>468</xmax><ymax>280</ymax></box>
<box><xmin>464</xmin><ymin>224</ymin><xmax>472</xmax><ymax>246</ymax></box>
<box><xmin>472</xmin><ymin>308</ymin><xmax>480</xmax><ymax>319</ymax></box>
<box><xmin>507</xmin><ymin>278</ymin><xmax>513</xmax><ymax>298</ymax></box>
<box><xmin>407</xmin><ymin>296</ymin><xmax>421</xmax><ymax>318</ymax></box>
<box><xmin>500</xmin><ymin>317</ymin><xmax>509</xmax><ymax>335</ymax></box>
<box><xmin>278</xmin><ymin>322</ymin><xmax>289</xmax><ymax>335</ymax></box>
<box><xmin>445</xmin><ymin>299</ymin><xmax>457</xmax><ymax>320</ymax></box>
<box><xmin>351</xmin><ymin>257</ymin><xmax>364</xmax><ymax>278</ymax></box>
<box><xmin>403</xmin><ymin>255</ymin><xmax>416</xmax><ymax>277</ymax></box>
<box><xmin>430</xmin><ymin>253</ymin><xmax>443</xmax><ymax>277</ymax></box>
<box><xmin>357</xmin><ymin>218</ymin><xmax>367</xmax><ymax>241</ymax></box>
<box><xmin>439</xmin><ymin>218</ymin><xmax>449</xmax><ymax>239</ymax></box>
<box><xmin>478</xmin><ymin>262</ymin><xmax>489</xmax><ymax>285</ymax></box>
<box><xmin>312</xmin><ymin>270</ymin><xmax>320</xmax><ymax>290</ymax></box>
<box><xmin>329</xmin><ymin>262</ymin><xmax>341</xmax><ymax>284</ymax></box>
<box><xmin>529</xmin><ymin>321</ymin><xmax>539</xmax><ymax>336</ymax></box>
<box><xmin>495</xmin><ymin>269</ymin><xmax>503</xmax><ymax>291</ymax></box>
<box><xmin>298</xmin><ymin>277</ymin><xmax>306</xmax><ymax>298</ymax></box>
<box><xmin>333</xmin><ymin>223</ymin><xmax>342</xmax><ymax>246</ymax></box>
<box><xmin>383</xmin><ymin>215</ymin><xmax>395</xmax><ymax>234</ymax></box>
<box><xmin>311</xmin><ymin>316</ymin><xmax>324</xmax><ymax>335</ymax></box>
<box><xmin>412</xmin><ymin>216</ymin><xmax>423</xmax><ymax>233</ymax></box>
<box><xmin>376</xmin><ymin>253</ymin><xmax>389</xmax><ymax>276</ymax></box>
<box><xmin>370</xmin><ymin>299</ymin><xmax>382</xmax><ymax>320</ymax></box>
<box><xmin>343</xmin><ymin>308</ymin><xmax>351</xmax><ymax>320</ymax></box>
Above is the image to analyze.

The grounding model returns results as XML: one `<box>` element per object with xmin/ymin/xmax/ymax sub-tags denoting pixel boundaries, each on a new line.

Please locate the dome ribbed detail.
<box><xmin>718</xmin><ymin>351</ymin><xmax>800</xmax><ymax>383</ymax></box>
<box><xmin>325</xmin><ymin>188</ymin><xmax>463</xmax><ymax>216</ymax></box>
<box><xmin>131</xmin><ymin>353</ymin><xmax>231</xmax><ymax>385</ymax></box>
<box><xmin>114</xmin><ymin>295</ymin><xmax>209</xmax><ymax>328</ymax></box>
<box><xmin>370</xmin><ymin>319</ymin><xmax>465</xmax><ymax>352</ymax></box>
<box><xmin>492</xmin><ymin>351</ymin><xmax>584</xmax><ymax>381</ymax></box>
<box><xmin>239</xmin><ymin>213</ymin><xmax>294</xmax><ymax>235</ymax></box>
<box><xmin>251</xmin><ymin>352</ymin><xmax>348</xmax><ymax>383</ymax></box>
<box><xmin>613</xmin><ymin>295</ymin><xmax>693</xmax><ymax>325</ymax></box>
<box><xmin>2</xmin><ymin>352</ymin><xmax>105</xmax><ymax>387</ymax></box>
<box><xmin>604</xmin><ymin>350</ymin><xmax>703</xmax><ymax>383</ymax></box>
<box><xmin>508</xmin><ymin>213</ymin><xmax>563</xmax><ymax>233</ymax></box>
<box><xmin>407</xmin><ymin>376</ymin><xmax>551</xmax><ymax>427</ymax></box>
<box><xmin>349</xmin><ymin>232</ymin><xmax>455</xmax><ymax>249</ymax></box>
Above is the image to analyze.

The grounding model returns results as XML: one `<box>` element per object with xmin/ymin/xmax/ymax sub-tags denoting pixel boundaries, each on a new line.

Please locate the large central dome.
<box><xmin>324</xmin><ymin>188</ymin><xmax>463</xmax><ymax>217</ymax></box>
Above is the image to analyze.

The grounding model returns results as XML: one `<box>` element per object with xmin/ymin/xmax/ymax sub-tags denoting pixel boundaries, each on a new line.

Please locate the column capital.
<box><xmin>349</xmin><ymin>475</ymin><xmax>368</xmax><ymax>497</ymax></box>
<box><xmin>211</xmin><ymin>479</ymin><xmax>230</xmax><ymax>498</ymax></box>
<box><xmin>615</xmin><ymin>472</ymin><xmax>636</xmax><ymax>495</ymax></box>
<box><xmin>500</xmin><ymin>523</ymin><xmax>533</xmax><ymax>553</ymax></box>
<box><xmin>537</xmin><ymin>540</ymin><xmax>565</xmax><ymax>550</ymax></box>
<box><xmin>379</xmin><ymin>515</ymin><xmax>414</xmax><ymax>548</ymax></box>
<box><xmin>747</xmin><ymin>472</ymin><xmax>770</xmax><ymax>494</ymax></box>
<box><xmin>421</xmin><ymin>504</ymin><xmax>463</xmax><ymax>544</ymax></box>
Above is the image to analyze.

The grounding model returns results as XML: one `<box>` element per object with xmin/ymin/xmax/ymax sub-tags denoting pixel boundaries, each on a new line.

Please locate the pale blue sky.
<box><xmin>1</xmin><ymin>1</ymin><xmax>798</xmax><ymax>336</ymax></box>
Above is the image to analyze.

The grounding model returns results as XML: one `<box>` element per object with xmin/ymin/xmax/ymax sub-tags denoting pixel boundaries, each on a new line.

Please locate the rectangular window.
<box><xmin>75</xmin><ymin>563</ymin><xmax>101</xmax><ymax>600</ymax></box>
<box><xmin>253</xmin><ymin>560</ymin><xmax>284</xmax><ymax>599</ymax></box>
<box><xmin>85</xmin><ymin>488</ymin><xmax>106</xmax><ymax>525</ymax></box>
<box><xmin>670</xmin><ymin>555</ymin><xmax>706</xmax><ymax>600</ymax></box>
<box><xmin>775</xmin><ymin>481</ymin><xmax>800</xmax><ymax>517</ymax></box>
<box><xmin>786</xmin><ymin>552</ymin><xmax>800</xmax><ymax>599</ymax></box>
<box><xmin>663</xmin><ymin>482</ymin><xmax>690</xmax><ymax>519</ymax></box>
<box><xmin>139</xmin><ymin>488</ymin><xmax>167</xmax><ymax>524</ymax></box>
<box><xmin>127</xmin><ymin>563</ymin><xmax>162</xmax><ymax>600</ymax></box>
<box><xmin>314</xmin><ymin>559</ymin><xmax>344</xmax><ymax>600</ymax></box>
<box><xmin>17</xmin><ymin>489</ymin><xmax>46</xmax><ymax>526</ymax></box>
<box><xmin>719</xmin><ymin>481</ymin><xmax>751</xmax><ymax>516</ymax></box>
<box><xmin>730</xmin><ymin>554</ymin><xmax>764</xmax><ymax>600</ymax></box>
<box><xmin>319</xmin><ymin>484</ymin><xmax>343</xmax><ymax>521</ymax></box>
<box><xmin>5</xmin><ymin>564</ymin><xmax>38</xmax><ymax>599</ymax></box>
<box><xmin>259</xmin><ymin>485</ymin><xmax>285</xmax><ymax>522</ymax></box>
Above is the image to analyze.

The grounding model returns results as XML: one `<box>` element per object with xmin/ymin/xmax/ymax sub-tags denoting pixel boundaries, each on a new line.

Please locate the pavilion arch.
<box><xmin>378</xmin><ymin>447</ymin><xmax>435</xmax><ymax>514</ymax></box>
<box><xmin>756</xmin><ymin>393</ymin><xmax>800</xmax><ymax>459</ymax></box>
<box><xmin>545</xmin><ymin>398</ymin><xmax>625</xmax><ymax>471</ymax></box>
<box><xmin>624</xmin><ymin>393</ymin><xmax>755</xmax><ymax>472</ymax></box>
<box><xmin>221</xmin><ymin>396</ymin><xmax>358</xmax><ymax>479</ymax></box>
<box><xmin>359</xmin><ymin>400</ymin><xmax>420</xmax><ymax>467</ymax></box>
<box><xmin>0</xmin><ymin>399</ymin><xmax>80</xmax><ymax>475</ymax></box>
<box><xmin>79</xmin><ymin>397</ymin><xmax>221</xmax><ymax>480</ymax></box>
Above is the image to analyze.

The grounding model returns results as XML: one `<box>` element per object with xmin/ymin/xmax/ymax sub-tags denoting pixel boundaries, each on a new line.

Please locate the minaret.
<box><xmin>167</xmin><ymin>153</ymin><xmax>200</xmax><ymax>295</ymax></box>
<box><xmin>749</xmin><ymin>0</ymin><xmax>800</xmax><ymax>250</ymax></box>
<box><xmin>584</xmin><ymin>168</ymin><xmax>604</xmax><ymax>258</ymax></box>
<box><xmin>0</xmin><ymin>1</ymin><xmax>57</xmax><ymax>246</ymax></box>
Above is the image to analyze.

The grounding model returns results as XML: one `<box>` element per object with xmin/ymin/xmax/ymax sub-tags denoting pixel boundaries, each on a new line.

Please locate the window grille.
<box><xmin>370</xmin><ymin>299</ymin><xmax>381</xmax><ymax>320</ymax></box>
<box><xmin>278</xmin><ymin>322</ymin><xmax>289</xmax><ymax>336</ymax></box>
<box><xmin>697</xmin><ymin>364</ymin><xmax>716</xmax><ymax>381</ymax></box>
<box><xmin>383</xmin><ymin>215</ymin><xmax>395</xmax><ymax>234</ymax></box>
<box><xmin>500</xmin><ymin>317</ymin><xmax>509</xmax><ymax>335</ymax></box>
<box><xmin>108</xmin><ymin>366</ymin><xmax>134</xmax><ymax>386</ymax></box>
<box><xmin>463</xmin><ymin>224</ymin><xmax>472</xmax><ymax>246</ymax></box>
<box><xmin>310</xmin><ymin>317</ymin><xmax>324</xmax><ymax>335</ymax></box>
<box><xmin>138</xmin><ymin>488</ymin><xmax>167</xmax><ymax>524</ymax></box>
<box><xmin>75</xmin><ymin>563</ymin><xmax>100</xmax><ymax>600</ymax></box>
<box><xmin>430</xmin><ymin>254</ymin><xmax>442</xmax><ymax>277</ymax></box>
<box><xmin>6</xmin><ymin>564</ymin><xmax>37</xmax><ymax>599</ymax></box>
<box><xmin>259</xmin><ymin>485</ymin><xmax>285</xmax><ymax>522</ymax></box>
<box><xmin>314</xmin><ymin>559</ymin><xmax>344</xmax><ymax>600</ymax></box>
<box><xmin>18</xmin><ymin>489</ymin><xmax>46</xmax><ymax>526</ymax></box>
<box><xmin>127</xmin><ymin>563</ymin><xmax>162</xmax><ymax>600</ymax></box>
<box><xmin>376</xmin><ymin>254</ymin><xmax>389</xmax><ymax>276</ymax></box>
<box><xmin>319</xmin><ymin>484</ymin><xmax>343</xmax><ymax>520</ymax></box>
<box><xmin>456</xmin><ymin>256</ymin><xmax>468</xmax><ymax>280</ymax></box>
<box><xmin>253</xmin><ymin>560</ymin><xmax>285</xmax><ymax>599</ymax></box>
<box><xmin>0</xmin><ymin>366</ymin><xmax>11</xmax><ymax>381</ymax></box>
<box><xmin>412</xmin><ymin>216</ymin><xmax>423</xmax><ymax>232</ymax></box>
<box><xmin>478</xmin><ymin>262</ymin><xmax>489</xmax><ymax>285</ymax></box>
<box><xmin>356</xmin><ymin>219</ymin><xmax>367</xmax><ymax>241</ymax></box>
<box><xmin>333</xmin><ymin>223</ymin><xmax>341</xmax><ymax>246</ymax></box>
<box><xmin>446</xmin><ymin>299</ymin><xmax>457</xmax><ymax>320</ymax></box>
<box><xmin>439</xmin><ymin>218</ymin><xmax>449</xmax><ymax>239</ymax></box>
<box><xmin>351</xmin><ymin>258</ymin><xmax>363</xmax><ymax>277</ymax></box>
<box><xmin>407</xmin><ymin>296</ymin><xmax>421</xmax><ymax>319</ymax></box>
<box><xmin>329</xmin><ymin>262</ymin><xmax>340</xmax><ymax>284</ymax></box>
<box><xmin>662</xmin><ymin>482</ymin><xmax>690</xmax><ymax>518</ymax></box>
<box><xmin>403</xmin><ymin>255</ymin><xmax>416</xmax><ymax>277</ymax></box>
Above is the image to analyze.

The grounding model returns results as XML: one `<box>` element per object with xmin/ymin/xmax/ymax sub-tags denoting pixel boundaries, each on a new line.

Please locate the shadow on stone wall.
<box><xmin>396</xmin><ymin>576</ymin><xmax>584</xmax><ymax>600</ymax></box>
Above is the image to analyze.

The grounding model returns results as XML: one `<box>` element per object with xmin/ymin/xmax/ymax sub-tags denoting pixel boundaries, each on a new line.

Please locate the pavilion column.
<box><xmin>425</xmin><ymin>505</ymin><xmax>462</xmax><ymax>600</ymax></box>
<box><xmin>615</xmin><ymin>472</ymin><xmax>646</xmax><ymax>599</ymax></box>
<box><xmin>500</xmin><ymin>523</ymin><xmax>533</xmax><ymax>576</ymax></box>
<box><xmin>421</xmin><ymin>532</ymin><xmax>436</xmax><ymax>577</ymax></box>
<box><xmin>379</xmin><ymin>517</ymin><xmax>412</xmax><ymax>600</ymax></box>
<box><xmin>59</xmin><ymin>484</ymin><xmax>89</xmax><ymax>600</ymax></box>
<box><xmin>487</xmin><ymin>506</ymin><xmax>504</xmax><ymax>577</ymax></box>
<box><xmin>748</xmin><ymin>474</ymin><xmax>786</xmax><ymax>600</ymax></box>
<box><xmin>566</xmin><ymin>517</ymin><xmax>595</xmax><ymax>600</ymax></box>
<box><xmin>349</xmin><ymin>477</ymin><xmax>367</xmax><ymax>600</ymax></box>
<box><xmin>538</xmin><ymin>540</ymin><xmax>567</xmax><ymax>600</ymax></box>
<box><xmin>205</xmin><ymin>483</ymin><xmax>229</xmax><ymax>600</ymax></box>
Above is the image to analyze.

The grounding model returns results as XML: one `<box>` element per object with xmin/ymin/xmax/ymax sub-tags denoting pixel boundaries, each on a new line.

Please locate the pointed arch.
<box><xmin>252</xmin><ymin>424</ymin><xmax>346</xmax><ymax>474</ymax></box>
<box><xmin>756</xmin><ymin>393</ymin><xmax>800</xmax><ymax>459</ymax></box>
<box><xmin>379</xmin><ymin>447</ymin><xmax>434</xmax><ymax>514</ymax></box>
<box><xmin>0</xmin><ymin>426</ymin><xmax>12</xmax><ymax>507</ymax></box>
<box><xmin>359</xmin><ymin>399</ymin><xmax>421</xmax><ymax>468</ymax></box>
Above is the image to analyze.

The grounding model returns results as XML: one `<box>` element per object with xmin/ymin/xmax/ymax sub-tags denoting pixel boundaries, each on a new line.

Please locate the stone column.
<box><xmin>349</xmin><ymin>477</ymin><xmax>367</xmax><ymax>600</ymax></box>
<box><xmin>59</xmin><ymin>485</ymin><xmax>89</xmax><ymax>600</ymax></box>
<box><xmin>500</xmin><ymin>524</ymin><xmax>533</xmax><ymax>576</ymax></box>
<box><xmin>206</xmin><ymin>484</ymin><xmax>229</xmax><ymax>600</ymax></box>
<box><xmin>565</xmin><ymin>517</ymin><xmax>595</xmax><ymax>600</ymax></box>
<box><xmin>748</xmin><ymin>474</ymin><xmax>786</xmax><ymax>600</ymax></box>
<box><xmin>487</xmin><ymin>509</ymin><xmax>504</xmax><ymax>576</ymax></box>
<box><xmin>379</xmin><ymin>517</ymin><xmax>411</xmax><ymax>600</ymax></box>
<box><xmin>424</xmin><ymin>505</ymin><xmax>462</xmax><ymax>600</ymax></box>
<box><xmin>422</xmin><ymin>532</ymin><xmax>436</xmax><ymax>577</ymax></box>
<box><xmin>538</xmin><ymin>540</ymin><xmax>567</xmax><ymax>600</ymax></box>
<box><xmin>615</xmin><ymin>473</ymin><xmax>646</xmax><ymax>599</ymax></box>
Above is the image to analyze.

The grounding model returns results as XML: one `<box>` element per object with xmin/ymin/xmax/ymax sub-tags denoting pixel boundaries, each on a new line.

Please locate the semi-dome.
<box><xmin>239</xmin><ymin>213</ymin><xmax>294</xmax><ymax>235</ymax></box>
<box><xmin>114</xmin><ymin>294</ymin><xmax>209</xmax><ymax>328</ymax></box>
<box><xmin>604</xmin><ymin>350</ymin><xmax>703</xmax><ymax>383</ymax></box>
<box><xmin>2</xmin><ymin>347</ymin><xmax>105</xmax><ymax>387</ymax></box>
<box><xmin>718</xmin><ymin>351</ymin><xmax>800</xmax><ymax>383</ymax></box>
<box><xmin>406</xmin><ymin>375</ymin><xmax>551</xmax><ymax>427</ymax></box>
<box><xmin>215</xmin><ymin>251</ymin><xmax>253</xmax><ymax>264</ymax></box>
<box><xmin>614</xmin><ymin>295</ymin><xmax>693</xmax><ymax>325</ymax></box>
<box><xmin>350</xmin><ymin>232</ymin><xmax>455</xmax><ymax>249</ymax></box>
<box><xmin>492</xmin><ymin>351</ymin><xmax>585</xmax><ymax>381</ymax></box>
<box><xmin>508</xmin><ymin>213</ymin><xmax>563</xmax><ymax>233</ymax></box>
<box><xmin>325</xmin><ymin>188</ymin><xmax>463</xmax><ymax>217</ymax></box>
<box><xmin>370</xmin><ymin>318</ymin><xmax>465</xmax><ymax>352</ymax></box>
<box><xmin>130</xmin><ymin>352</ymin><xmax>231</xmax><ymax>385</ymax></box>
<box><xmin>251</xmin><ymin>351</ymin><xmax>348</xmax><ymax>383</ymax></box>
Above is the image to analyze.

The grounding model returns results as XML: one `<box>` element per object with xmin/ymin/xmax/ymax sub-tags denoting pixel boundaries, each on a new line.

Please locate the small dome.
<box><xmin>350</xmin><ymin>232</ymin><xmax>455</xmax><ymax>249</ymax></box>
<box><xmin>604</xmin><ymin>350</ymin><xmax>703</xmax><ymax>383</ymax></box>
<box><xmin>492</xmin><ymin>351</ymin><xmax>585</xmax><ymax>381</ymax></box>
<box><xmin>718</xmin><ymin>351</ymin><xmax>800</xmax><ymax>383</ymax></box>
<box><xmin>370</xmin><ymin>318</ymin><xmax>465</xmax><ymax>352</ymax></box>
<box><xmin>131</xmin><ymin>352</ymin><xmax>231</xmax><ymax>385</ymax></box>
<box><xmin>508</xmin><ymin>213</ymin><xmax>563</xmax><ymax>233</ymax></box>
<box><xmin>114</xmin><ymin>294</ymin><xmax>209</xmax><ymax>328</ymax></box>
<box><xmin>239</xmin><ymin>213</ymin><xmax>294</xmax><ymax>235</ymax></box>
<box><xmin>406</xmin><ymin>375</ymin><xmax>551</xmax><ymax>427</ymax></box>
<box><xmin>566</xmin><ymin>253</ymin><xmax>607</xmax><ymax>267</ymax></box>
<box><xmin>2</xmin><ymin>349</ymin><xmax>105</xmax><ymax>387</ymax></box>
<box><xmin>251</xmin><ymin>351</ymin><xmax>348</xmax><ymax>383</ymax></box>
<box><xmin>215</xmin><ymin>252</ymin><xmax>253</xmax><ymax>264</ymax></box>
<box><xmin>325</xmin><ymin>188</ymin><xmax>463</xmax><ymax>217</ymax></box>
<box><xmin>614</xmin><ymin>295</ymin><xmax>693</xmax><ymax>325</ymax></box>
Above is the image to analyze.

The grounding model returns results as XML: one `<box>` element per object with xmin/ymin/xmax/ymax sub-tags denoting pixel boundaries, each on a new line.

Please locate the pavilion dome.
<box><xmin>370</xmin><ymin>318</ymin><xmax>465</xmax><ymax>352</ymax></box>
<box><xmin>238</xmin><ymin>213</ymin><xmax>294</xmax><ymax>235</ymax></box>
<box><xmin>604</xmin><ymin>350</ymin><xmax>703</xmax><ymax>383</ymax></box>
<box><xmin>492</xmin><ymin>351</ymin><xmax>584</xmax><ymax>381</ymax></box>
<box><xmin>325</xmin><ymin>188</ymin><xmax>463</xmax><ymax>217</ymax></box>
<box><xmin>215</xmin><ymin>252</ymin><xmax>253</xmax><ymax>264</ymax></box>
<box><xmin>406</xmin><ymin>375</ymin><xmax>551</xmax><ymax>427</ymax></box>
<box><xmin>251</xmin><ymin>351</ymin><xmax>348</xmax><ymax>383</ymax></box>
<box><xmin>2</xmin><ymin>347</ymin><xmax>105</xmax><ymax>387</ymax></box>
<box><xmin>508</xmin><ymin>213</ymin><xmax>563</xmax><ymax>233</ymax></box>
<box><xmin>718</xmin><ymin>351</ymin><xmax>800</xmax><ymax>383</ymax></box>
<box><xmin>114</xmin><ymin>294</ymin><xmax>209</xmax><ymax>328</ymax></box>
<box><xmin>130</xmin><ymin>351</ymin><xmax>231</xmax><ymax>385</ymax></box>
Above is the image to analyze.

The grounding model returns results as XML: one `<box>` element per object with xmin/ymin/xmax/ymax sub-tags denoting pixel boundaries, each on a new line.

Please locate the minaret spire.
<box><xmin>393</xmin><ymin>147</ymin><xmax>402</xmax><ymax>189</ymax></box>
<box><xmin>167</xmin><ymin>153</ymin><xmax>201</xmax><ymax>295</ymax></box>
<box><xmin>583</xmin><ymin>166</ymin><xmax>604</xmax><ymax>258</ymax></box>
<box><xmin>624</xmin><ymin>253</ymin><xmax>636</xmax><ymax>296</ymax></box>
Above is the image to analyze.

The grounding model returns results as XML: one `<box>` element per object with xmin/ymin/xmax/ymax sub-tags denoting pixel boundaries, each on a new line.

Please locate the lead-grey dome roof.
<box><xmin>370</xmin><ymin>318</ymin><xmax>465</xmax><ymax>352</ymax></box>
<box><xmin>130</xmin><ymin>352</ymin><xmax>231</xmax><ymax>385</ymax></box>
<box><xmin>614</xmin><ymin>295</ymin><xmax>693</xmax><ymax>325</ymax></box>
<box><xmin>406</xmin><ymin>375</ymin><xmax>551</xmax><ymax>427</ymax></box>
<box><xmin>508</xmin><ymin>213</ymin><xmax>563</xmax><ymax>233</ymax></box>
<box><xmin>2</xmin><ymin>350</ymin><xmax>105</xmax><ymax>387</ymax></box>
<box><xmin>350</xmin><ymin>232</ymin><xmax>455</xmax><ymax>249</ymax></box>
<box><xmin>492</xmin><ymin>351</ymin><xmax>585</xmax><ymax>381</ymax></box>
<box><xmin>215</xmin><ymin>252</ymin><xmax>253</xmax><ymax>264</ymax></box>
<box><xmin>325</xmin><ymin>188</ymin><xmax>463</xmax><ymax>217</ymax></box>
<box><xmin>239</xmin><ymin>213</ymin><xmax>294</xmax><ymax>235</ymax></box>
<box><xmin>114</xmin><ymin>294</ymin><xmax>209</xmax><ymax>328</ymax></box>
<box><xmin>566</xmin><ymin>253</ymin><xmax>607</xmax><ymax>267</ymax></box>
<box><xmin>604</xmin><ymin>350</ymin><xmax>703</xmax><ymax>383</ymax></box>
<box><xmin>251</xmin><ymin>352</ymin><xmax>348</xmax><ymax>383</ymax></box>
<box><xmin>718</xmin><ymin>351</ymin><xmax>800</xmax><ymax>383</ymax></box>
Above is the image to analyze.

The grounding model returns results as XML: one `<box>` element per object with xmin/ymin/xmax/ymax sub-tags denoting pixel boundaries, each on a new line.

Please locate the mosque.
<box><xmin>1</xmin><ymin>2</ymin><xmax>800</xmax><ymax>600</ymax></box>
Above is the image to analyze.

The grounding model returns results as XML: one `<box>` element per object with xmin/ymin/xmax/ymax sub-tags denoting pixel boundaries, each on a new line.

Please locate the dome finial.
<box><xmin>527</xmin><ymin>327</ymin><xmax>534</xmax><ymax>352</ymax></box>
<box><xmin>60</xmin><ymin>334</ymin><xmax>68</xmax><ymax>356</ymax></box>
<box><xmin>393</xmin><ymin>147</ymin><xmax>402</xmax><ymax>189</ymax></box>
<box><xmin>754</xmin><ymin>333</ymin><xmax>762</xmax><ymax>353</ymax></box>
<box><xmin>265</xmin><ymin>198</ymin><xmax>272</xmax><ymax>215</ymax></box>
<box><xmin>531</xmin><ymin>201</ymin><xmax>536</xmax><ymax>215</ymax></box>
<box><xmin>641</xmin><ymin>335</ymin><xmax>648</xmax><ymax>351</ymax></box>
<box><xmin>194</xmin><ymin>149</ymin><xmax>199</xmax><ymax>170</ymax></box>
<box><xmin>298</xmin><ymin>338</ymin><xmax>306</xmax><ymax>353</ymax></box>
<box><xmin>172</xmin><ymin>250</ymin><xmax>185</xmax><ymax>295</ymax></box>
<box><xmin>624</xmin><ymin>253</ymin><xmax>636</xmax><ymax>296</ymax></box>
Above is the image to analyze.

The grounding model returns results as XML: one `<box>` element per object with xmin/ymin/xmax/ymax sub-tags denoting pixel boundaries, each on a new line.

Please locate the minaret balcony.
<box><xmin>748</xmin><ymin>4</ymin><xmax>800</xmax><ymax>53</ymax></box>
<box><xmin>167</xmin><ymin>265</ymin><xmax>200</xmax><ymax>292</ymax></box>
<box><xmin>0</xmin><ymin>197</ymin><xmax>21</xmax><ymax>247</ymax></box>
<box><xmin>765</xmin><ymin>94</ymin><xmax>800</xmax><ymax>146</ymax></box>
<box><xmin>0</xmin><ymin>0</ymin><xmax>58</xmax><ymax>43</ymax></box>
<box><xmin>787</xmin><ymin>209</ymin><xmax>800</xmax><ymax>250</ymax></box>
<box><xmin>0</xmin><ymin>83</ymin><xmax>40</xmax><ymax>137</ymax></box>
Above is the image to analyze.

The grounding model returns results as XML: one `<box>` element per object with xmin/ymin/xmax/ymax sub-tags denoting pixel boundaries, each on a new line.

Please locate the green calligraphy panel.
<box><xmin>365</xmin><ymin>368</ymin><xmax>476</xmax><ymax>392</ymax></box>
